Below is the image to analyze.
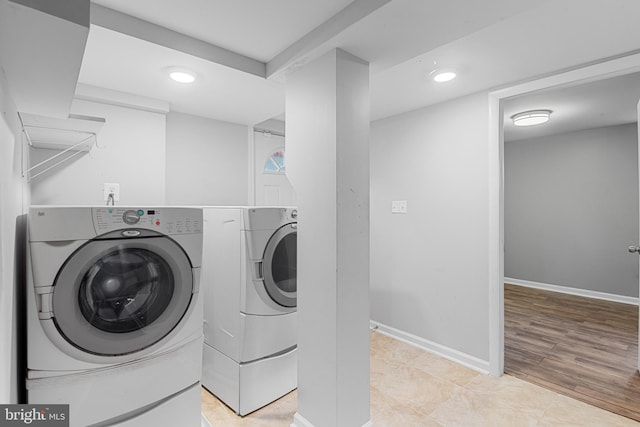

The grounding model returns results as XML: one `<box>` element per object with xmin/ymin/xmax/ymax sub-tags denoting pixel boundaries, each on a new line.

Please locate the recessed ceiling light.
<box><xmin>430</xmin><ymin>68</ymin><xmax>457</xmax><ymax>83</ymax></box>
<box><xmin>167</xmin><ymin>68</ymin><xmax>196</xmax><ymax>84</ymax></box>
<box><xmin>511</xmin><ymin>110</ymin><xmax>552</xmax><ymax>127</ymax></box>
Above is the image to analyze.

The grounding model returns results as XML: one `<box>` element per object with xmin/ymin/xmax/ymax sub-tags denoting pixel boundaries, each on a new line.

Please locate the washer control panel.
<box><xmin>122</xmin><ymin>209</ymin><xmax>141</xmax><ymax>225</ymax></box>
<box><xmin>93</xmin><ymin>207</ymin><xmax>202</xmax><ymax>235</ymax></box>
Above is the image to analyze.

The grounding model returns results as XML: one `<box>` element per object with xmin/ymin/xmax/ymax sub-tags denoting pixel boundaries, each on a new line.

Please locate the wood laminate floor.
<box><xmin>505</xmin><ymin>283</ymin><xmax>640</xmax><ymax>422</ymax></box>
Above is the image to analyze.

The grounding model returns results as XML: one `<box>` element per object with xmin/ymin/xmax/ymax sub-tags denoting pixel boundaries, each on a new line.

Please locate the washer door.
<box><xmin>51</xmin><ymin>232</ymin><xmax>193</xmax><ymax>356</ymax></box>
<box><xmin>262</xmin><ymin>223</ymin><xmax>297</xmax><ymax>307</ymax></box>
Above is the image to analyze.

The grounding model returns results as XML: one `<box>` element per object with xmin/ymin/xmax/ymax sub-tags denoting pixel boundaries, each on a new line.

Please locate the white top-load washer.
<box><xmin>26</xmin><ymin>206</ymin><xmax>203</xmax><ymax>427</ymax></box>
<box><xmin>201</xmin><ymin>206</ymin><xmax>297</xmax><ymax>415</ymax></box>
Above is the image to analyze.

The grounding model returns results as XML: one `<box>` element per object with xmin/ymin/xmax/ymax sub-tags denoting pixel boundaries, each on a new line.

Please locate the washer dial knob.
<box><xmin>123</xmin><ymin>209</ymin><xmax>141</xmax><ymax>225</ymax></box>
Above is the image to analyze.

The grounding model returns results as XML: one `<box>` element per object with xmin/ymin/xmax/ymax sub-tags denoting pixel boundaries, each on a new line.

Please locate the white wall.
<box><xmin>30</xmin><ymin>99</ymin><xmax>166</xmax><ymax>205</ymax></box>
<box><xmin>505</xmin><ymin>124</ymin><xmax>639</xmax><ymax>297</ymax></box>
<box><xmin>370</xmin><ymin>92</ymin><xmax>491</xmax><ymax>363</ymax></box>
<box><xmin>166</xmin><ymin>112</ymin><xmax>248</xmax><ymax>205</ymax></box>
<box><xmin>0</xmin><ymin>71</ymin><xmax>29</xmax><ymax>403</ymax></box>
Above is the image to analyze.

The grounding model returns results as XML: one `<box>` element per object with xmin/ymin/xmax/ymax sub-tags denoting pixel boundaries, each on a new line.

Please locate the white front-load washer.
<box><xmin>201</xmin><ymin>206</ymin><xmax>297</xmax><ymax>415</ymax></box>
<box><xmin>26</xmin><ymin>206</ymin><xmax>203</xmax><ymax>427</ymax></box>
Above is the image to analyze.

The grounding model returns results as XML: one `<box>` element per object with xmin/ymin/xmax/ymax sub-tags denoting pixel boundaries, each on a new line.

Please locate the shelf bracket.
<box><xmin>19</xmin><ymin>112</ymin><xmax>104</xmax><ymax>182</ymax></box>
<box><xmin>23</xmin><ymin>130</ymin><xmax>96</xmax><ymax>182</ymax></box>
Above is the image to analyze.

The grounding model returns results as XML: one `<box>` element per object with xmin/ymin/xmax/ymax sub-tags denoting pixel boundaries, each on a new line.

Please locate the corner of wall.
<box><xmin>0</xmin><ymin>67</ymin><xmax>29</xmax><ymax>403</ymax></box>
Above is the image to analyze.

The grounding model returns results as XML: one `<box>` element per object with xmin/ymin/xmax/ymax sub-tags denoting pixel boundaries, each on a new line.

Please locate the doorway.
<box><xmin>489</xmin><ymin>53</ymin><xmax>640</xmax><ymax>378</ymax></box>
<box><xmin>491</xmin><ymin>56</ymin><xmax>640</xmax><ymax>420</ymax></box>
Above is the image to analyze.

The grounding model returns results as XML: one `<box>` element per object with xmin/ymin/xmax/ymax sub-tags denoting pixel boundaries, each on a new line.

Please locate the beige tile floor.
<box><xmin>202</xmin><ymin>331</ymin><xmax>640</xmax><ymax>426</ymax></box>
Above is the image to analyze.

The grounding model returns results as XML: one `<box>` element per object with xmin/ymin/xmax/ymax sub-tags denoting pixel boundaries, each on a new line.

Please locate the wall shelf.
<box><xmin>20</xmin><ymin>112</ymin><xmax>105</xmax><ymax>182</ymax></box>
<box><xmin>20</xmin><ymin>112</ymin><xmax>105</xmax><ymax>150</ymax></box>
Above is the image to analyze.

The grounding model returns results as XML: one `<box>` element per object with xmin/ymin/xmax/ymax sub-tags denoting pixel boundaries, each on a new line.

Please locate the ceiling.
<box><xmin>80</xmin><ymin>0</ymin><xmax>640</xmax><ymax>130</ymax></box>
<box><xmin>504</xmin><ymin>72</ymin><xmax>640</xmax><ymax>142</ymax></box>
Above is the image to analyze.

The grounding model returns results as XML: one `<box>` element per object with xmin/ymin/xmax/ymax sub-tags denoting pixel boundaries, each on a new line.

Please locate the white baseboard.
<box><xmin>505</xmin><ymin>277</ymin><xmax>639</xmax><ymax>306</ymax></box>
<box><xmin>291</xmin><ymin>413</ymin><xmax>313</xmax><ymax>427</ymax></box>
<box><xmin>201</xmin><ymin>413</ymin><xmax>212</xmax><ymax>427</ymax></box>
<box><xmin>369</xmin><ymin>320</ymin><xmax>490</xmax><ymax>375</ymax></box>
<box><xmin>291</xmin><ymin>413</ymin><xmax>372</xmax><ymax>427</ymax></box>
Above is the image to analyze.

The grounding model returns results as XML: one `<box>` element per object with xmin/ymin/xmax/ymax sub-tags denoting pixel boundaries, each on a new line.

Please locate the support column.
<box><xmin>286</xmin><ymin>48</ymin><xmax>371</xmax><ymax>427</ymax></box>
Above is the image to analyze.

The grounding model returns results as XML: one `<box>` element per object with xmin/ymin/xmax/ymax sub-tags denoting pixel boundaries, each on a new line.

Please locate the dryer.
<box><xmin>201</xmin><ymin>207</ymin><xmax>297</xmax><ymax>415</ymax></box>
<box><xmin>26</xmin><ymin>206</ymin><xmax>203</xmax><ymax>427</ymax></box>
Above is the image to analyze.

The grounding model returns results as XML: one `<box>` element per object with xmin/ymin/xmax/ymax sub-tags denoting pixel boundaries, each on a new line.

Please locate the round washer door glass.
<box><xmin>78</xmin><ymin>248</ymin><xmax>173</xmax><ymax>333</ymax></box>
<box><xmin>52</xmin><ymin>235</ymin><xmax>193</xmax><ymax>356</ymax></box>
<box><xmin>262</xmin><ymin>223</ymin><xmax>297</xmax><ymax>307</ymax></box>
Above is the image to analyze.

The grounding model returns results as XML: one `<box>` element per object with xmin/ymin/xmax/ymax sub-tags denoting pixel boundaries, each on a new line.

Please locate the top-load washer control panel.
<box><xmin>93</xmin><ymin>207</ymin><xmax>202</xmax><ymax>235</ymax></box>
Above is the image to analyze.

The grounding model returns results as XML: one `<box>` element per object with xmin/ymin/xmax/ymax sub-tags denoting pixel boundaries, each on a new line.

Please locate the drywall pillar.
<box><xmin>0</xmin><ymin>0</ymin><xmax>90</xmax><ymax>117</ymax></box>
<box><xmin>286</xmin><ymin>48</ymin><xmax>371</xmax><ymax>427</ymax></box>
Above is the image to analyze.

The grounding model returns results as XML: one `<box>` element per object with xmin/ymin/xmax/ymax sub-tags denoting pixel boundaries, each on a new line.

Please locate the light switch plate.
<box><xmin>391</xmin><ymin>200</ymin><xmax>407</xmax><ymax>214</ymax></box>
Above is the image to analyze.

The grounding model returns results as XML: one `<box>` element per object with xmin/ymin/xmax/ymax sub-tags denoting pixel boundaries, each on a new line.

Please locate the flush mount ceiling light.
<box><xmin>430</xmin><ymin>68</ymin><xmax>457</xmax><ymax>83</ymax></box>
<box><xmin>167</xmin><ymin>67</ymin><xmax>196</xmax><ymax>84</ymax></box>
<box><xmin>511</xmin><ymin>110</ymin><xmax>552</xmax><ymax>127</ymax></box>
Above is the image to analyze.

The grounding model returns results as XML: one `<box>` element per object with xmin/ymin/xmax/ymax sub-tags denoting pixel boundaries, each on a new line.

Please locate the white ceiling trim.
<box><xmin>90</xmin><ymin>3</ymin><xmax>266</xmax><ymax>78</ymax></box>
<box><xmin>266</xmin><ymin>0</ymin><xmax>392</xmax><ymax>79</ymax></box>
<box><xmin>491</xmin><ymin>52</ymin><xmax>640</xmax><ymax>101</ymax></box>
<box><xmin>90</xmin><ymin>1</ymin><xmax>393</xmax><ymax>82</ymax></box>
<box><xmin>75</xmin><ymin>83</ymin><xmax>170</xmax><ymax>114</ymax></box>
<box><xmin>12</xmin><ymin>0</ymin><xmax>89</xmax><ymax>28</ymax></box>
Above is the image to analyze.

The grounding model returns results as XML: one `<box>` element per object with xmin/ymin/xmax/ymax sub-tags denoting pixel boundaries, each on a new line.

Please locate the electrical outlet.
<box><xmin>103</xmin><ymin>183</ymin><xmax>120</xmax><ymax>202</ymax></box>
<box><xmin>391</xmin><ymin>200</ymin><xmax>407</xmax><ymax>214</ymax></box>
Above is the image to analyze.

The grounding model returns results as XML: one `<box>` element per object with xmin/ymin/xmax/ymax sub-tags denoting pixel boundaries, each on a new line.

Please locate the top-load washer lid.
<box><xmin>50</xmin><ymin>229</ymin><xmax>194</xmax><ymax>356</ymax></box>
<box><xmin>262</xmin><ymin>223</ymin><xmax>297</xmax><ymax>307</ymax></box>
